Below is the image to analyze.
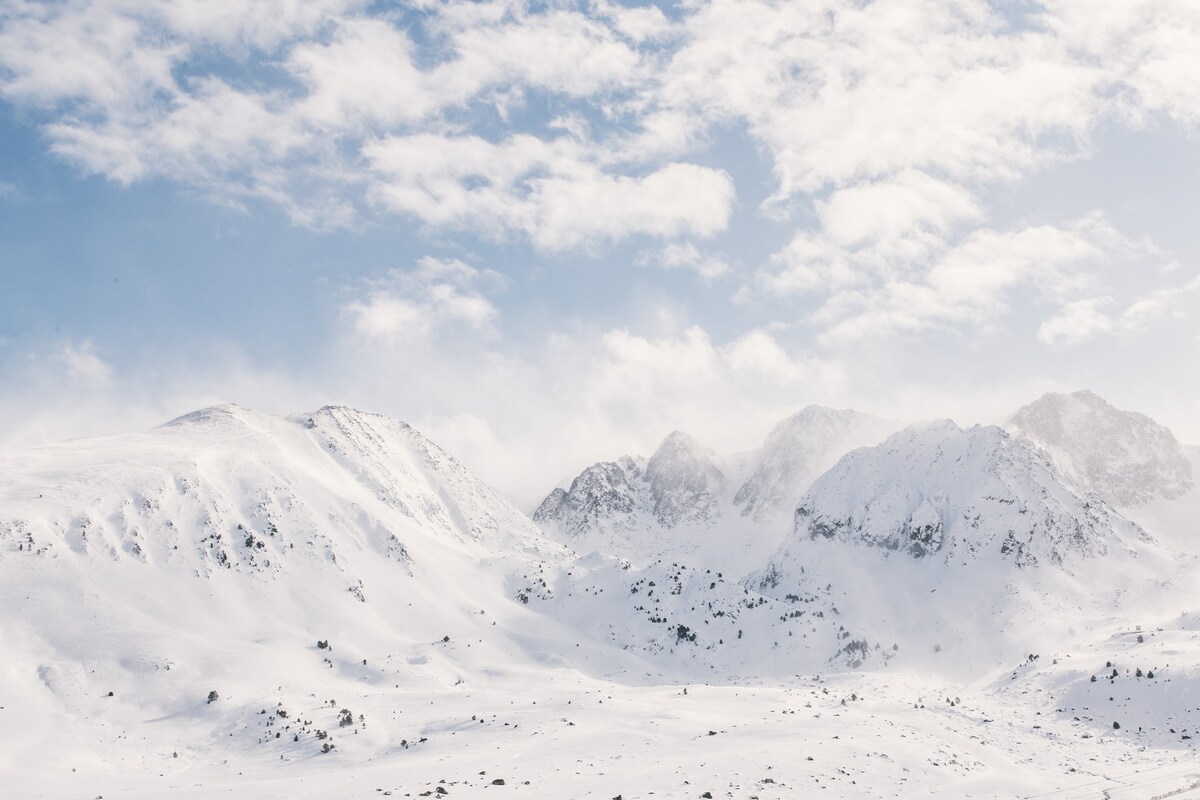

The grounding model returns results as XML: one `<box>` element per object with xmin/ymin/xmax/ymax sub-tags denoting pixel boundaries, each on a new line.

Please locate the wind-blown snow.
<box><xmin>734</xmin><ymin>405</ymin><xmax>898</xmax><ymax>522</ymax></box>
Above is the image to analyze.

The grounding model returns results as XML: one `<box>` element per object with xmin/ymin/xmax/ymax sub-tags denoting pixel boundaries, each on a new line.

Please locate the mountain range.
<box><xmin>5</xmin><ymin>390</ymin><xmax>1200</xmax><ymax>798</ymax></box>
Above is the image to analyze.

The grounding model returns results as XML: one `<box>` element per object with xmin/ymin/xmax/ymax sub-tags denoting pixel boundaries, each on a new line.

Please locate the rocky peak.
<box><xmin>1006</xmin><ymin>390</ymin><xmax>1193</xmax><ymax>507</ymax></box>
<box><xmin>786</xmin><ymin>420</ymin><xmax>1143</xmax><ymax>566</ymax></box>
<box><xmin>645</xmin><ymin>431</ymin><xmax>726</xmax><ymax>527</ymax></box>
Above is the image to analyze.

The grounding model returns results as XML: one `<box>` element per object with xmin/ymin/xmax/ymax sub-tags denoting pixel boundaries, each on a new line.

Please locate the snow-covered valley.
<box><xmin>5</xmin><ymin>393</ymin><xmax>1200</xmax><ymax>798</ymax></box>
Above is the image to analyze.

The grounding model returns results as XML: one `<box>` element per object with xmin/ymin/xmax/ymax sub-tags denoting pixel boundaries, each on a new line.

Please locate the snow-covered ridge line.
<box><xmin>782</xmin><ymin>419</ymin><xmax>1145</xmax><ymax>566</ymax></box>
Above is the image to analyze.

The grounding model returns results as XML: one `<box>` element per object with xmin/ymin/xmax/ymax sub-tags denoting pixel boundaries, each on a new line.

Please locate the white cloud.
<box><xmin>816</xmin><ymin>171</ymin><xmax>982</xmax><ymax>247</ymax></box>
<box><xmin>365</xmin><ymin>134</ymin><xmax>734</xmax><ymax>249</ymax></box>
<box><xmin>0</xmin><ymin>1</ymin><xmax>717</xmax><ymax>245</ymax></box>
<box><xmin>4</xmin><ymin>0</ymin><xmax>1200</xmax><ymax>258</ymax></box>
<box><xmin>654</xmin><ymin>0</ymin><xmax>1104</xmax><ymax>201</ymax></box>
<box><xmin>639</xmin><ymin>242</ymin><xmax>730</xmax><ymax>280</ymax></box>
<box><xmin>756</xmin><ymin>212</ymin><xmax>1188</xmax><ymax>347</ymax></box>
<box><xmin>1037</xmin><ymin>297</ymin><xmax>1115</xmax><ymax>347</ymax></box>
<box><xmin>343</xmin><ymin>257</ymin><xmax>500</xmax><ymax>344</ymax></box>
<box><xmin>1045</xmin><ymin>0</ymin><xmax>1200</xmax><ymax>127</ymax></box>
<box><xmin>287</xmin><ymin>18</ymin><xmax>435</xmax><ymax>130</ymax></box>
<box><xmin>436</xmin><ymin>8</ymin><xmax>644</xmax><ymax>98</ymax></box>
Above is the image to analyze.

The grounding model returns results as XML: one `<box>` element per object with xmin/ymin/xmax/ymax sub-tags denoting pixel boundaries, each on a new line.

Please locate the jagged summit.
<box><xmin>532</xmin><ymin>430</ymin><xmax>727</xmax><ymax>537</ymax></box>
<box><xmin>531</xmin><ymin>456</ymin><xmax>644</xmax><ymax>536</ymax></box>
<box><xmin>645</xmin><ymin>430</ymin><xmax>725</xmax><ymax>527</ymax></box>
<box><xmin>777</xmin><ymin>419</ymin><xmax>1144</xmax><ymax>567</ymax></box>
<box><xmin>733</xmin><ymin>405</ymin><xmax>897</xmax><ymax>522</ymax></box>
<box><xmin>1006</xmin><ymin>390</ymin><xmax>1193</xmax><ymax>506</ymax></box>
<box><xmin>532</xmin><ymin>407</ymin><xmax>898</xmax><ymax>539</ymax></box>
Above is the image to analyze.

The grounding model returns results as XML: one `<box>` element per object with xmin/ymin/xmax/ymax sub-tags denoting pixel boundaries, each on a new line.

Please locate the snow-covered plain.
<box><xmin>5</xmin><ymin>396</ymin><xmax>1200</xmax><ymax>799</ymax></box>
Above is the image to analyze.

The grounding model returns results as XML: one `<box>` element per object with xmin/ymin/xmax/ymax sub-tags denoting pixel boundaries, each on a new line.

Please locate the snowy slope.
<box><xmin>1006</xmin><ymin>390</ymin><xmax>1194</xmax><ymax>507</ymax></box>
<box><xmin>733</xmin><ymin>405</ymin><xmax>898</xmax><ymax>523</ymax></box>
<box><xmin>0</xmin><ymin>405</ymin><xmax>611</xmax><ymax>781</ymax></box>
<box><xmin>782</xmin><ymin>419</ymin><xmax>1144</xmax><ymax>565</ymax></box>
<box><xmin>751</xmin><ymin>420</ymin><xmax>1188</xmax><ymax>674</ymax></box>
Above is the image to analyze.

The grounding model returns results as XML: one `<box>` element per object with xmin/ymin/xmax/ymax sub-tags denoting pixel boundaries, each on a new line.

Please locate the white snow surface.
<box><xmin>6</xmin><ymin>400</ymin><xmax>1200</xmax><ymax>799</ymax></box>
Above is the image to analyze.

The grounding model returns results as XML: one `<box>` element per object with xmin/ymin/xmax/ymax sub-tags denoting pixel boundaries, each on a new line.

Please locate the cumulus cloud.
<box><xmin>4</xmin><ymin>0</ymin><xmax>1199</xmax><ymax>257</ymax></box>
<box><xmin>815</xmin><ymin>171</ymin><xmax>983</xmax><ymax>248</ymax></box>
<box><xmin>364</xmin><ymin>134</ymin><xmax>733</xmax><ymax>249</ymax></box>
<box><xmin>638</xmin><ymin>241</ymin><xmax>730</xmax><ymax>280</ymax></box>
<box><xmin>777</xmin><ymin>213</ymin><xmax>1182</xmax><ymax>345</ymax></box>
<box><xmin>654</xmin><ymin>0</ymin><xmax>1105</xmax><ymax>200</ymax></box>
<box><xmin>0</xmin><ymin>0</ymin><xmax>724</xmax><ymax>245</ymax></box>
<box><xmin>343</xmin><ymin>258</ymin><xmax>500</xmax><ymax>344</ymax></box>
<box><xmin>1037</xmin><ymin>297</ymin><xmax>1115</xmax><ymax>347</ymax></box>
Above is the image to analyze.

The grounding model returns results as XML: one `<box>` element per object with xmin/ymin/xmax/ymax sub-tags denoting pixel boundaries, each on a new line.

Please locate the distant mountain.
<box><xmin>532</xmin><ymin>430</ymin><xmax>728</xmax><ymax>539</ymax></box>
<box><xmin>1005</xmin><ymin>390</ymin><xmax>1194</xmax><ymax>507</ymax></box>
<box><xmin>748</xmin><ymin>420</ymin><xmax>1171</xmax><ymax>672</ymax></box>
<box><xmin>772</xmin><ymin>420</ymin><xmax>1144</xmax><ymax>567</ymax></box>
<box><xmin>532</xmin><ymin>406</ymin><xmax>898</xmax><ymax>565</ymax></box>
<box><xmin>733</xmin><ymin>405</ymin><xmax>897</xmax><ymax>522</ymax></box>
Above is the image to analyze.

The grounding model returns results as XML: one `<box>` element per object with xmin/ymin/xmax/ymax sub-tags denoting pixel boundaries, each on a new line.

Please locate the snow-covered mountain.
<box><xmin>781</xmin><ymin>419</ymin><xmax>1145</xmax><ymax>566</ymax></box>
<box><xmin>750</xmin><ymin>419</ymin><xmax>1182</xmax><ymax>672</ymax></box>
<box><xmin>733</xmin><ymin>405</ymin><xmax>897</xmax><ymax>522</ymax></box>
<box><xmin>0</xmin><ymin>405</ymin><xmax>595</xmax><ymax>774</ymax></box>
<box><xmin>533</xmin><ymin>430</ymin><xmax>727</xmax><ymax>533</ymax></box>
<box><xmin>532</xmin><ymin>406</ymin><xmax>897</xmax><ymax>568</ymax></box>
<box><xmin>1006</xmin><ymin>390</ymin><xmax>1194</xmax><ymax>507</ymax></box>
<box><xmin>7</xmin><ymin>401</ymin><xmax>1200</xmax><ymax>799</ymax></box>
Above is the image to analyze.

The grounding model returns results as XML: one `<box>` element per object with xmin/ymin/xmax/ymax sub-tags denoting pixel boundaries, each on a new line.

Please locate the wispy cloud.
<box><xmin>343</xmin><ymin>257</ymin><xmax>502</xmax><ymax>344</ymax></box>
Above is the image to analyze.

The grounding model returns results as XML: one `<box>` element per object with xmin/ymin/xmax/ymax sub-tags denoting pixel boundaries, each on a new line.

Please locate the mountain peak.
<box><xmin>1006</xmin><ymin>390</ymin><xmax>1193</xmax><ymax>506</ymax></box>
<box><xmin>733</xmin><ymin>405</ymin><xmax>898</xmax><ymax>522</ymax></box>
<box><xmin>531</xmin><ymin>430</ymin><xmax>727</xmax><ymax>542</ymax></box>
<box><xmin>645</xmin><ymin>430</ymin><xmax>724</xmax><ymax>528</ymax></box>
<box><xmin>781</xmin><ymin>420</ymin><xmax>1141</xmax><ymax>566</ymax></box>
<box><xmin>161</xmin><ymin>403</ymin><xmax>261</xmax><ymax>428</ymax></box>
<box><xmin>651</xmin><ymin>430</ymin><xmax>711</xmax><ymax>458</ymax></box>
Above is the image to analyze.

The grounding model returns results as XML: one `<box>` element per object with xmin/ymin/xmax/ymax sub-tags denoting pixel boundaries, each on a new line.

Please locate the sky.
<box><xmin>1</xmin><ymin>0</ymin><xmax>1199</xmax><ymax>509</ymax></box>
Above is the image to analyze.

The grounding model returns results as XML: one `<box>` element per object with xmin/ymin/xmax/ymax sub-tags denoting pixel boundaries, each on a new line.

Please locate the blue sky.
<box><xmin>1</xmin><ymin>0</ymin><xmax>1198</xmax><ymax>506</ymax></box>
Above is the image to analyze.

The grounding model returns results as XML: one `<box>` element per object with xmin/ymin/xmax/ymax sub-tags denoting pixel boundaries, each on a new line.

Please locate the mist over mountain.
<box><xmin>1006</xmin><ymin>389</ymin><xmax>1195</xmax><ymax>507</ymax></box>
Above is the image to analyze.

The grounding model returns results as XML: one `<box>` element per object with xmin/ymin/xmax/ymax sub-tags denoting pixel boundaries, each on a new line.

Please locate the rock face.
<box><xmin>532</xmin><ymin>433</ymin><xmax>726</xmax><ymax>536</ymax></box>
<box><xmin>1005</xmin><ymin>390</ymin><xmax>1194</xmax><ymax>507</ymax></box>
<box><xmin>645</xmin><ymin>431</ymin><xmax>726</xmax><ymax>527</ymax></box>
<box><xmin>733</xmin><ymin>406</ymin><xmax>897</xmax><ymax>522</ymax></box>
<box><xmin>532</xmin><ymin>457</ymin><xmax>645</xmax><ymax>536</ymax></box>
<box><xmin>783</xmin><ymin>420</ymin><xmax>1143</xmax><ymax>567</ymax></box>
